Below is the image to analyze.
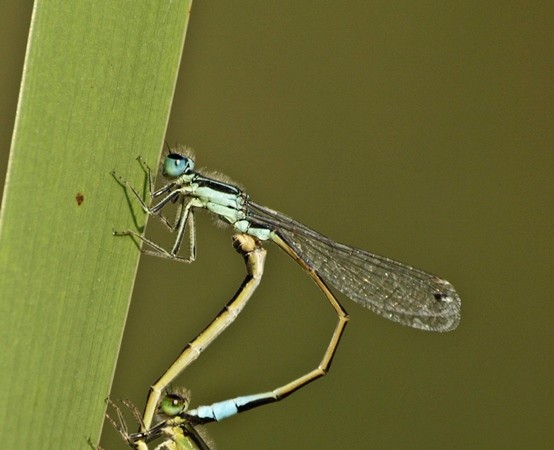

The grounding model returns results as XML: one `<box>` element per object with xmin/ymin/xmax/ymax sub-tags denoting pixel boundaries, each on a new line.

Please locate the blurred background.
<box><xmin>2</xmin><ymin>1</ymin><xmax>553</xmax><ymax>449</ymax></box>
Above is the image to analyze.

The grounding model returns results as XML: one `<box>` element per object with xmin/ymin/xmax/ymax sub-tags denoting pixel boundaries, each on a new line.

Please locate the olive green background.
<box><xmin>1</xmin><ymin>2</ymin><xmax>553</xmax><ymax>449</ymax></box>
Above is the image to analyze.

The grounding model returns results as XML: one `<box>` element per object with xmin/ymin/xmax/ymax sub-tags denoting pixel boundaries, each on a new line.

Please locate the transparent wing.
<box><xmin>248</xmin><ymin>202</ymin><xmax>461</xmax><ymax>332</ymax></box>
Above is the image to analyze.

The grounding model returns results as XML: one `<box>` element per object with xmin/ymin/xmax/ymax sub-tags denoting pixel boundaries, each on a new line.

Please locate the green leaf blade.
<box><xmin>0</xmin><ymin>1</ymin><xmax>193</xmax><ymax>448</ymax></box>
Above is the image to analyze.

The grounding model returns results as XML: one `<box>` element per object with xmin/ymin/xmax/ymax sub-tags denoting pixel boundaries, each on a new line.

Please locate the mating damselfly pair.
<box><xmin>110</xmin><ymin>148</ymin><xmax>461</xmax><ymax>449</ymax></box>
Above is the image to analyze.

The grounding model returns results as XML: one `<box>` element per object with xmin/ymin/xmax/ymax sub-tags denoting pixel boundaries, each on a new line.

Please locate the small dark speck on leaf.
<box><xmin>76</xmin><ymin>192</ymin><xmax>84</xmax><ymax>206</ymax></box>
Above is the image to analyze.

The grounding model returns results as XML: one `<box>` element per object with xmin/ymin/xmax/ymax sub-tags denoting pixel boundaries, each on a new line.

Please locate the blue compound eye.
<box><xmin>163</xmin><ymin>153</ymin><xmax>195</xmax><ymax>177</ymax></box>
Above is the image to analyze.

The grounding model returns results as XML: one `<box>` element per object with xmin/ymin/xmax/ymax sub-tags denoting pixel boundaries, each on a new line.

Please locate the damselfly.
<box><xmin>113</xmin><ymin>148</ymin><xmax>461</xmax><ymax>445</ymax></box>
<box><xmin>106</xmin><ymin>388</ymin><xmax>213</xmax><ymax>450</ymax></box>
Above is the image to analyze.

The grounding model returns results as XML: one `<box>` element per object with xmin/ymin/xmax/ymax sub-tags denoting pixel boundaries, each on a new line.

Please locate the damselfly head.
<box><xmin>158</xmin><ymin>387</ymin><xmax>191</xmax><ymax>418</ymax></box>
<box><xmin>163</xmin><ymin>153</ymin><xmax>195</xmax><ymax>178</ymax></box>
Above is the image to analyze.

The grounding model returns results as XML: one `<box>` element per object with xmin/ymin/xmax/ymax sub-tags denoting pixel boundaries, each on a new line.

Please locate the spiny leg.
<box><xmin>112</xmin><ymin>157</ymin><xmax>180</xmax><ymax>232</ymax></box>
<box><xmin>169</xmin><ymin>199</ymin><xmax>196</xmax><ymax>259</ymax></box>
<box><xmin>136</xmin><ymin>155</ymin><xmax>186</xmax><ymax>233</ymax></box>
<box><xmin>103</xmin><ymin>397</ymin><xmax>139</xmax><ymax>448</ymax></box>
<box><xmin>136</xmin><ymin>156</ymin><xmax>156</xmax><ymax>199</ymax></box>
<box><xmin>113</xmin><ymin>203</ymin><xmax>196</xmax><ymax>262</ymax></box>
<box><xmin>136</xmin><ymin>233</ymin><xmax>267</xmax><ymax>445</ymax></box>
<box><xmin>111</xmin><ymin>165</ymin><xmax>173</xmax><ymax>218</ymax></box>
<box><xmin>113</xmin><ymin>159</ymin><xmax>197</xmax><ymax>261</ymax></box>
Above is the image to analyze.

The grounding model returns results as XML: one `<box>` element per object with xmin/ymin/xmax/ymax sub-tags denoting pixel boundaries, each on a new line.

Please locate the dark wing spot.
<box><xmin>433</xmin><ymin>291</ymin><xmax>448</xmax><ymax>301</ymax></box>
